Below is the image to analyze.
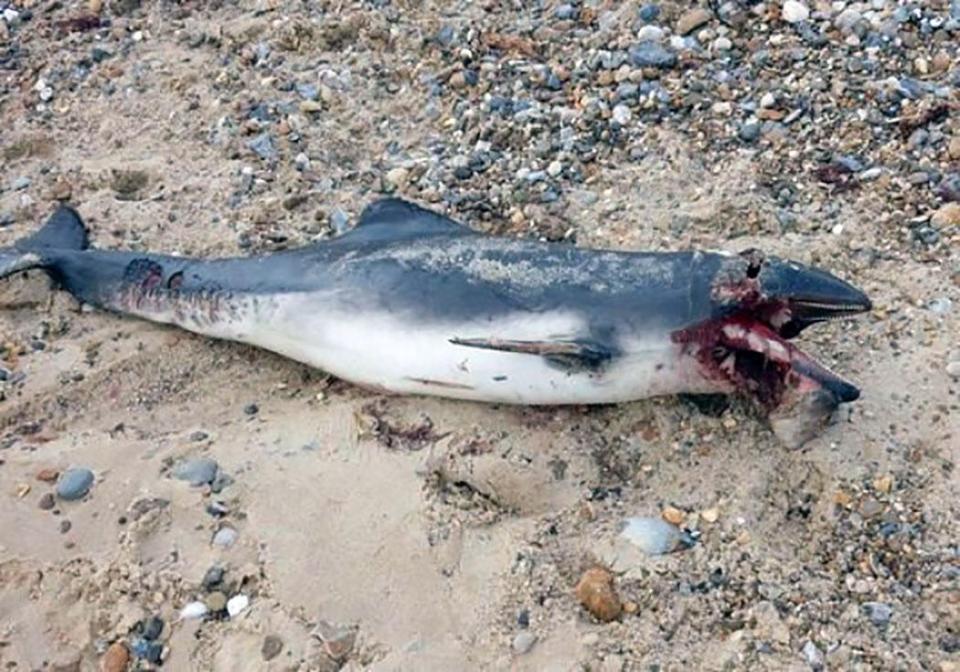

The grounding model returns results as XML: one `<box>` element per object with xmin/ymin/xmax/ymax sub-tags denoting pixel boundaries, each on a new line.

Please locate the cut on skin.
<box><xmin>0</xmin><ymin>198</ymin><xmax>872</xmax><ymax>447</ymax></box>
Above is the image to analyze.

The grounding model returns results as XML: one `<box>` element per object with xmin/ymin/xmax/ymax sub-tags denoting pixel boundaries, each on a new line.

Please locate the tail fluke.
<box><xmin>0</xmin><ymin>205</ymin><xmax>89</xmax><ymax>281</ymax></box>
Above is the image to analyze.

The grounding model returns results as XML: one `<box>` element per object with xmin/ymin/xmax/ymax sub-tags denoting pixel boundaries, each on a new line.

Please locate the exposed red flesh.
<box><xmin>672</xmin><ymin>314</ymin><xmax>854</xmax><ymax>410</ymax></box>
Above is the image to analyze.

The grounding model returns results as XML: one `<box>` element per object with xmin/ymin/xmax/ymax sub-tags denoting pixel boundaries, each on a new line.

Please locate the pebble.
<box><xmin>712</xmin><ymin>37</ymin><xmax>732</xmax><ymax>51</ymax></box>
<box><xmin>511</xmin><ymin>631</ymin><xmax>537</xmax><ymax>655</ymax></box>
<box><xmin>205</xmin><ymin>591</ymin><xmax>228</xmax><ymax>612</ymax></box>
<box><xmin>781</xmin><ymin>0</ymin><xmax>810</xmax><ymax>23</ymax></box>
<box><xmin>38</xmin><ymin>492</ymin><xmax>55</xmax><ymax>510</ymax></box>
<box><xmin>738</xmin><ymin>121</ymin><xmax>761</xmax><ymax>143</ymax></box>
<box><xmin>612</xmin><ymin>104</ymin><xmax>632</xmax><ymax>126</ymax></box>
<box><xmin>928</xmin><ymin>297</ymin><xmax>953</xmax><ymax>315</ymax></box>
<box><xmin>384</xmin><ymin>167</ymin><xmax>409</xmax><ymax>189</ymax></box>
<box><xmin>100</xmin><ymin>643</ymin><xmax>129</xmax><ymax>672</ymax></box>
<box><xmin>863</xmin><ymin>601</ymin><xmax>893</xmax><ymax>626</ymax></box>
<box><xmin>172</xmin><ymin>457</ymin><xmax>219</xmax><ymax>486</ymax></box>
<box><xmin>247</xmin><ymin>133</ymin><xmax>276</xmax><ymax>161</ymax></box>
<box><xmin>661</xmin><ymin>506</ymin><xmax>685</xmax><ymax>525</ymax></box>
<box><xmin>130</xmin><ymin>638</ymin><xmax>163</xmax><ymax>664</ymax></box>
<box><xmin>212</xmin><ymin>526</ymin><xmax>238</xmax><ymax>547</ymax></box>
<box><xmin>262</xmin><ymin>635</ymin><xmax>284</xmax><ymax>661</ymax></box>
<box><xmin>946</xmin><ymin>361</ymin><xmax>960</xmax><ymax>380</ymax></box>
<box><xmin>621</xmin><ymin>517</ymin><xmax>692</xmax><ymax>555</ymax></box>
<box><xmin>56</xmin><ymin>468</ymin><xmax>94</xmax><ymax>501</ymax></box>
<box><xmin>574</xmin><ymin>567</ymin><xmax>622</xmax><ymax>622</ymax></box>
<box><xmin>676</xmin><ymin>8</ymin><xmax>711</xmax><ymax>36</ymax></box>
<box><xmin>554</xmin><ymin>4</ymin><xmax>577</xmax><ymax>20</ymax></box>
<box><xmin>141</xmin><ymin>616</ymin><xmax>163</xmax><ymax>641</ymax></box>
<box><xmin>37</xmin><ymin>467</ymin><xmax>60</xmax><ymax>483</ymax></box>
<box><xmin>639</xmin><ymin>4</ymin><xmax>660</xmax><ymax>22</ymax></box>
<box><xmin>802</xmin><ymin>640</ymin><xmax>825</xmax><ymax>669</ymax></box>
<box><xmin>636</xmin><ymin>25</ymin><xmax>664</xmax><ymax>42</ymax></box>
<box><xmin>179</xmin><ymin>601</ymin><xmax>209</xmax><ymax>620</ymax></box>
<box><xmin>12</xmin><ymin>176</ymin><xmax>30</xmax><ymax>190</ymax></box>
<box><xmin>202</xmin><ymin>565</ymin><xmax>225</xmax><ymax>589</ymax></box>
<box><xmin>931</xmin><ymin>203</ymin><xmax>960</xmax><ymax>228</ymax></box>
<box><xmin>628</xmin><ymin>42</ymin><xmax>677</xmax><ymax>69</ymax></box>
<box><xmin>244</xmin><ymin>403</ymin><xmax>259</xmax><ymax>416</ymax></box>
<box><xmin>226</xmin><ymin>594</ymin><xmax>249</xmax><ymax>618</ymax></box>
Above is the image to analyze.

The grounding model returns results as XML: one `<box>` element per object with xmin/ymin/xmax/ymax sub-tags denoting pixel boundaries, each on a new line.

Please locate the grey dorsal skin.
<box><xmin>0</xmin><ymin>197</ymin><xmax>873</xmax><ymax>447</ymax></box>
<box><xmin>35</xmin><ymin>198</ymin><xmax>726</xmax><ymax>348</ymax></box>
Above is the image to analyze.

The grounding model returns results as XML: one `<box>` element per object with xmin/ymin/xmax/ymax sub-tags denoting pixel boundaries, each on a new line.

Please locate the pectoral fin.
<box><xmin>449</xmin><ymin>336</ymin><xmax>612</xmax><ymax>373</ymax></box>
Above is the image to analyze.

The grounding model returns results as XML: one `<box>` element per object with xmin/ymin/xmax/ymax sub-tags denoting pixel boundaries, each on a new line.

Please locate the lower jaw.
<box><xmin>672</xmin><ymin>314</ymin><xmax>859</xmax><ymax>448</ymax></box>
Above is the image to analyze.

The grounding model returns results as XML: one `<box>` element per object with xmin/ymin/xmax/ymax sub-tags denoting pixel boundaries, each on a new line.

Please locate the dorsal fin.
<box><xmin>341</xmin><ymin>198</ymin><xmax>473</xmax><ymax>242</ymax></box>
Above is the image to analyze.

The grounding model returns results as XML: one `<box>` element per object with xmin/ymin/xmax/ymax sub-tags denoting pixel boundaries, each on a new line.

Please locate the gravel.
<box><xmin>172</xmin><ymin>457</ymin><xmax>219</xmax><ymax>486</ymax></box>
<box><xmin>55</xmin><ymin>468</ymin><xmax>94</xmax><ymax>501</ymax></box>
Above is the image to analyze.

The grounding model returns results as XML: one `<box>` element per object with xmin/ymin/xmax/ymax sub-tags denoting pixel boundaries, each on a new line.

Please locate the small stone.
<box><xmin>676</xmin><ymin>8</ymin><xmax>711</xmax><ymax>35</ymax></box>
<box><xmin>202</xmin><ymin>565</ymin><xmax>224</xmax><ymax>589</ymax></box>
<box><xmin>384</xmin><ymin>167</ymin><xmax>409</xmax><ymax>189</ymax></box>
<box><xmin>835</xmin><ymin>8</ymin><xmax>863</xmax><ymax>33</ymax></box>
<box><xmin>873</xmin><ymin>475</ymin><xmax>894</xmax><ymax>493</ymax></box>
<box><xmin>738</xmin><ymin>122</ymin><xmax>761</xmax><ymax>143</ymax></box>
<box><xmin>139</xmin><ymin>616</ymin><xmax>163</xmax><ymax>641</ymax></box>
<box><xmin>554</xmin><ymin>3</ymin><xmax>577</xmax><ymax>20</ymax></box>
<box><xmin>36</xmin><ymin>468</ymin><xmax>59</xmax><ymax>483</ymax></box>
<box><xmin>802</xmin><ymin>640</ymin><xmax>824</xmax><ymax>669</ymax></box>
<box><xmin>546</xmin><ymin>161</ymin><xmax>563</xmax><ymax>177</ymax></box>
<box><xmin>38</xmin><ymin>492</ymin><xmax>55</xmax><ymax>510</ymax></box>
<box><xmin>511</xmin><ymin>631</ymin><xmax>537</xmax><ymax>655</ymax></box>
<box><xmin>262</xmin><ymin>635</ymin><xmax>284</xmax><ymax>661</ymax></box>
<box><xmin>244</xmin><ymin>403</ymin><xmax>259</xmax><ymax>416</ymax></box>
<box><xmin>620</xmin><ymin>516</ymin><xmax>691</xmax><ymax>555</ymax></box>
<box><xmin>212</xmin><ymin>527</ymin><xmax>238</xmax><ymax>547</ymax></box>
<box><xmin>226</xmin><ymin>594</ymin><xmax>249</xmax><ymax>618</ymax></box>
<box><xmin>100</xmin><ymin>642</ymin><xmax>129</xmax><ymax>672</ymax></box>
<box><xmin>12</xmin><ymin>176</ymin><xmax>30</xmax><ymax>190</ymax></box>
<box><xmin>179</xmin><ymin>601</ymin><xmax>209</xmax><ymax>620</ymax></box>
<box><xmin>205</xmin><ymin>591</ymin><xmax>227</xmax><ymax>612</ymax></box>
<box><xmin>701</xmin><ymin>507</ymin><xmax>719</xmax><ymax>523</ymax></box>
<box><xmin>314</xmin><ymin>621</ymin><xmax>357</xmax><ymax>660</ymax></box>
<box><xmin>782</xmin><ymin>0</ymin><xmax>810</xmax><ymax>23</ymax></box>
<box><xmin>636</xmin><ymin>25</ymin><xmax>664</xmax><ymax>42</ymax></box>
<box><xmin>574</xmin><ymin>567</ymin><xmax>622</xmax><ymax>622</ymax></box>
<box><xmin>639</xmin><ymin>4</ymin><xmax>660</xmax><ymax>22</ymax></box>
<box><xmin>760</xmin><ymin>92</ymin><xmax>776</xmax><ymax>109</ymax></box>
<box><xmin>59</xmin><ymin>520</ymin><xmax>72</xmax><ymax>534</ymax></box>
<box><xmin>56</xmin><ymin>468</ymin><xmax>94</xmax><ymax>501</ymax></box>
<box><xmin>931</xmin><ymin>203</ymin><xmax>960</xmax><ymax>228</ymax></box>
<box><xmin>862</xmin><ymin>601</ymin><xmax>892</xmax><ymax>626</ymax></box>
<box><xmin>612</xmin><ymin>104</ymin><xmax>632</xmax><ymax>126</ymax></box>
<box><xmin>628</xmin><ymin>42</ymin><xmax>677</xmax><ymax>69</ymax></box>
<box><xmin>246</xmin><ymin>133</ymin><xmax>276</xmax><ymax>161</ymax></box>
<box><xmin>661</xmin><ymin>506</ymin><xmax>685</xmax><ymax>525</ymax></box>
<box><xmin>712</xmin><ymin>36</ymin><xmax>732</xmax><ymax>51</ymax></box>
<box><xmin>172</xmin><ymin>457</ymin><xmax>219</xmax><ymax>486</ymax></box>
<box><xmin>946</xmin><ymin>361</ymin><xmax>960</xmax><ymax>379</ymax></box>
<box><xmin>948</xmin><ymin>137</ymin><xmax>960</xmax><ymax>161</ymax></box>
<box><xmin>860</xmin><ymin>497</ymin><xmax>883</xmax><ymax>518</ymax></box>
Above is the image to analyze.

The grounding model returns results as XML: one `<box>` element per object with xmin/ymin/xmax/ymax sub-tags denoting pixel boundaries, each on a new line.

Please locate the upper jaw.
<box><xmin>759</xmin><ymin>259</ymin><xmax>873</xmax><ymax>338</ymax></box>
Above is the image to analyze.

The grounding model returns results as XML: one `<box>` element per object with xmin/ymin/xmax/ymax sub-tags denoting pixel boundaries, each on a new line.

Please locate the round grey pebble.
<box><xmin>173</xmin><ymin>457</ymin><xmax>219</xmax><ymax>486</ymax></box>
<box><xmin>56</xmin><ymin>467</ymin><xmax>94</xmax><ymax>501</ymax></box>
<box><xmin>863</xmin><ymin>601</ymin><xmax>892</xmax><ymax>626</ymax></box>
<box><xmin>739</xmin><ymin>122</ymin><xmax>762</xmax><ymax>143</ymax></box>
<box><xmin>512</xmin><ymin>631</ymin><xmax>537</xmax><ymax>655</ymax></box>
<box><xmin>38</xmin><ymin>492</ymin><xmax>55</xmax><ymax>510</ymax></box>
<box><xmin>212</xmin><ymin>526</ymin><xmax>238</xmax><ymax>548</ymax></box>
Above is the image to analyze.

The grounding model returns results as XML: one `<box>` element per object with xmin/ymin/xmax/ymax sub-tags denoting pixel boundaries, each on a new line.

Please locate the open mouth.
<box><xmin>673</xmin><ymin>304</ymin><xmax>864</xmax><ymax>410</ymax></box>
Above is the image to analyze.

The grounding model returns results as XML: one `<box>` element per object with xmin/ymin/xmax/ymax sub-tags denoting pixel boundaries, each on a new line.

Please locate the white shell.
<box><xmin>179</xmin><ymin>601</ymin><xmax>209</xmax><ymax>621</ymax></box>
<box><xmin>226</xmin><ymin>594</ymin><xmax>249</xmax><ymax>618</ymax></box>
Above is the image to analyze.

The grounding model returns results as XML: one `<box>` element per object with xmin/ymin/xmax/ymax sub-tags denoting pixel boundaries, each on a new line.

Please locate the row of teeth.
<box><xmin>721</xmin><ymin>324</ymin><xmax>791</xmax><ymax>363</ymax></box>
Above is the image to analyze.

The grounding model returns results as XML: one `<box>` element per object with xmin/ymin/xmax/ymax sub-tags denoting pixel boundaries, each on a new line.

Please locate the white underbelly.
<box><xmin>232</xmin><ymin>297</ymin><xmax>719</xmax><ymax>405</ymax></box>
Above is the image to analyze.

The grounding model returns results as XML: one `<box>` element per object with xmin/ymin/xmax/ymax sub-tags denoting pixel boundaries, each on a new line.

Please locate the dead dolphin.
<box><xmin>0</xmin><ymin>198</ymin><xmax>871</xmax><ymax>447</ymax></box>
